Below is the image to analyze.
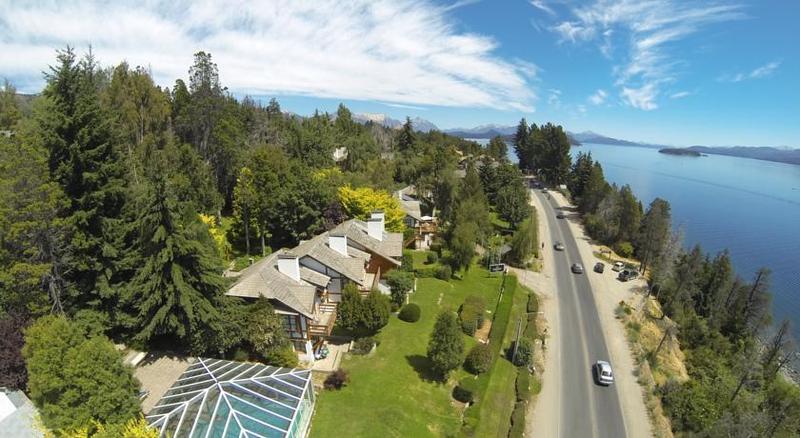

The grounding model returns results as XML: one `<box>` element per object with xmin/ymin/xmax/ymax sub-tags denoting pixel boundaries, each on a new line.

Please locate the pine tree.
<box><xmin>513</xmin><ymin>118</ymin><xmax>530</xmax><ymax>172</ymax></box>
<box><xmin>38</xmin><ymin>48</ymin><xmax>127</xmax><ymax>320</ymax></box>
<box><xmin>396</xmin><ymin>117</ymin><xmax>416</xmax><ymax>152</ymax></box>
<box><xmin>427</xmin><ymin>311</ymin><xmax>464</xmax><ymax>379</ymax></box>
<box><xmin>486</xmin><ymin>135</ymin><xmax>508</xmax><ymax>161</ymax></box>
<box><xmin>338</xmin><ymin>283</ymin><xmax>364</xmax><ymax>331</ymax></box>
<box><xmin>124</xmin><ymin>176</ymin><xmax>223</xmax><ymax>351</ymax></box>
<box><xmin>0</xmin><ymin>79</ymin><xmax>22</xmax><ymax>129</ymax></box>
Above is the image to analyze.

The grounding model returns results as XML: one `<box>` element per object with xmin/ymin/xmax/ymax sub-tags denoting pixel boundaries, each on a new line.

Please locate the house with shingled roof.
<box><xmin>227</xmin><ymin>211</ymin><xmax>403</xmax><ymax>358</ymax></box>
<box><xmin>395</xmin><ymin>186</ymin><xmax>437</xmax><ymax>249</ymax></box>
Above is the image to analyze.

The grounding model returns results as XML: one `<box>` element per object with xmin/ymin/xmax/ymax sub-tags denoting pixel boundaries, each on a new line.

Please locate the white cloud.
<box><xmin>749</xmin><ymin>61</ymin><xmax>781</xmax><ymax>78</ymax></box>
<box><xmin>669</xmin><ymin>91</ymin><xmax>691</xmax><ymax>99</ymax></box>
<box><xmin>0</xmin><ymin>0</ymin><xmax>535</xmax><ymax>112</ymax></box>
<box><xmin>718</xmin><ymin>60</ymin><xmax>781</xmax><ymax>83</ymax></box>
<box><xmin>530</xmin><ymin>0</ymin><xmax>556</xmax><ymax>16</ymax></box>
<box><xmin>588</xmin><ymin>89</ymin><xmax>608</xmax><ymax>105</ymax></box>
<box><xmin>546</xmin><ymin>0</ymin><xmax>745</xmax><ymax>110</ymax></box>
<box><xmin>621</xmin><ymin>83</ymin><xmax>658</xmax><ymax>110</ymax></box>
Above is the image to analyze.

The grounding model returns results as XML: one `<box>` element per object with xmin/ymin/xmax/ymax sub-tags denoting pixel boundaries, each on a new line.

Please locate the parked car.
<box><xmin>541</xmin><ymin>187</ymin><xmax>548</xmax><ymax>193</ymax></box>
<box><xmin>571</xmin><ymin>263</ymin><xmax>584</xmax><ymax>274</ymax></box>
<box><xmin>612</xmin><ymin>261</ymin><xmax>625</xmax><ymax>272</ymax></box>
<box><xmin>618</xmin><ymin>270</ymin><xmax>640</xmax><ymax>281</ymax></box>
<box><xmin>594</xmin><ymin>262</ymin><xmax>605</xmax><ymax>273</ymax></box>
<box><xmin>556</xmin><ymin>211</ymin><xmax>567</xmax><ymax>219</ymax></box>
<box><xmin>553</xmin><ymin>241</ymin><xmax>565</xmax><ymax>251</ymax></box>
<box><xmin>593</xmin><ymin>360</ymin><xmax>614</xmax><ymax>385</ymax></box>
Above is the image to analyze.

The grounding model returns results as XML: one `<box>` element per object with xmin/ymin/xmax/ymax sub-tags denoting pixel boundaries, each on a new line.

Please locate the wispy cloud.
<box><xmin>0</xmin><ymin>0</ymin><xmax>535</xmax><ymax>112</ymax></box>
<box><xmin>546</xmin><ymin>0</ymin><xmax>745</xmax><ymax>110</ymax></box>
<box><xmin>669</xmin><ymin>90</ymin><xmax>691</xmax><ymax>99</ymax></box>
<box><xmin>529</xmin><ymin>0</ymin><xmax>556</xmax><ymax>16</ymax></box>
<box><xmin>547</xmin><ymin>88</ymin><xmax>562</xmax><ymax>107</ymax></box>
<box><xmin>719</xmin><ymin>60</ymin><xmax>781</xmax><ymax>82</ymax></box>
<box><xmin>588</xmin><ymin>89</ymin><xmax>608</xmax><ymax>105</ymax></box>
<box><xmin>382</xmin><ymin>102</ymin><xmax>428</xmax><ymax>111</ymax></box>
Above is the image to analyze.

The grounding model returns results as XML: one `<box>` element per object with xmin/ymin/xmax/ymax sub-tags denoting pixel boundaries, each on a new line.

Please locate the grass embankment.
<box><xmin>617</xmin><ymin>297</ymin><xmax>687</xmax><ymax>438</ymax></box>
<box><xmin>311</xmin><ymin>267</ymin><xmax>504</xmax><ymax>437</ymax></box>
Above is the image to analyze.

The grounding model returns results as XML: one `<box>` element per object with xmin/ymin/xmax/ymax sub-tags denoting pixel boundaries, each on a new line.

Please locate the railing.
<box><xmin>308</xmin><ymin>303</ymin><xmax>337</xmax><ymax>336</ymax></box>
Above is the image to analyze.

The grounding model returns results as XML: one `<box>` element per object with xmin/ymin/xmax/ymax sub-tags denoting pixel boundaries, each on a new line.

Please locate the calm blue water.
<box><xmin>575</xmin><ymin>144</ymin><xmax>800</xmax><ymax>339</ymax></box>
<box><xmin>479</xmin><ymin>138</ymin><xmax>800</xmax><ymax>338</ymax></box>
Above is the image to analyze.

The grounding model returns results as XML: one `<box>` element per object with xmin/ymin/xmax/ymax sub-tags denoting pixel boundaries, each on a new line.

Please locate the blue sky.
<box><xmin>1</xmin><ymin>0</ymin><xmax>798</xmax><ymax>146</ymax></box>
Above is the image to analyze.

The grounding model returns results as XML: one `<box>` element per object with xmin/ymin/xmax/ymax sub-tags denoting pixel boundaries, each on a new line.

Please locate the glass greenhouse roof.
<box><xmin>146</xmin><ymin>358</ymin><xmax>314</xmax><ymax>438</ymax></box>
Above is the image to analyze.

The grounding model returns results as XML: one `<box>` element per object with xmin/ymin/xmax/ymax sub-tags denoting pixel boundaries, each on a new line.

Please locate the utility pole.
<box><xmin>511</xmin><ymin>317</ymin><xmax>522</xmax><ymax>364</ymax></box>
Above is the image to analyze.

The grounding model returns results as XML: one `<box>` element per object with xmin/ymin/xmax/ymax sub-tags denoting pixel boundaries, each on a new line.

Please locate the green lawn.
<box><xmin>410</xmin><ymin>250</ymin><xmax>439</xmax><ymax>271</ymax></box>
<box><xmin>311</xmin><ymin>267</ymin><xmax>505</xmax><ymax>437</ymax></box>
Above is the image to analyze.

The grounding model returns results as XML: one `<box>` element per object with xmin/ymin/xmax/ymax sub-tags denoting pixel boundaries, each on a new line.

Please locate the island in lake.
<box><xmin>659</xmin><ymin>148</ymin><xmax>702</xmax><ymax>157</ymax></box>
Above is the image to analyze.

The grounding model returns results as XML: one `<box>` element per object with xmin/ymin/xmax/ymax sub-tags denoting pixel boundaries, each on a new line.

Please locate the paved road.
<box><xmin>536</xmin><ymin>189</ymin><xmax>627</xmax><ymax>438</ymax></box>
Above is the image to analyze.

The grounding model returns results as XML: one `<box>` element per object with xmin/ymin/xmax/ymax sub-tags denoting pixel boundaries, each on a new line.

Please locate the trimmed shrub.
<box><xmin>516</xmin><ymin>369</ymin><xmax>531</xmax><ymax>402</ymax></box>
<box><xmin>459</xmin><ymin>295</ymin><xmax>486</xmax><ymax>336</ymax></box>
<box><xmin>352</xmin><ymin>337</ymin><xmax>376</xmax><ymax>355</ymax></box>
<box><xmin>453</xmin><ymin>376</ymin><xmax>480</xmax><ymax>403</ymax></box>
<box><xmin>324</xmin><ymin>369</ymin><xmax>349</xmax><ymax>390</ymax></box>
<box><xmin>510</xmin><ymin>338</ymin><xmax>533</xmax><ymax>367</ymax></box>
<box><xmin>429</xmin><ymin>242</ymin><xmax>442</xmax><ymax>256</ymax></box>
<box><xmin>268</xmin><ymin>346</ymin><xmax>299</xmax><ymax>368</ymax></box>
<box><xmin>398</xmin><ymin>303</ymin><xmax>421</xmax><ymax>322</ymax></box>
<box><xmin>526</xmin><ymin>292</ymin><xmax>539</xmax><ymax>313</ymax></box>
<box><xmin>386</xmin><ymin>270</ymin><xmax>414</xmax><ymax>308</ymax></box>
<box><xmin>435</xmin><ymin>265</ymin><xmax>452</xmax><ymax>280</ymax></box>
<box><xmin>464</xmin><ymin>344</ymin><xmax>492</xmax><ymax>375</ymax></box>
<box><xmin>426</xmin><ymin>252</ymin><xmax>439</xmax><ymax>264</ymax></box>
<box><xmin>415</xmin><ymin>267</ymin><xmax>437</xmax><ymax>278</ymax></box>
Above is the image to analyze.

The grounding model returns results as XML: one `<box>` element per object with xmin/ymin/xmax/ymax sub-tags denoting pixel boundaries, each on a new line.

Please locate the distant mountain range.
<box><xmin>443</xmin><ymin>124</ymin><xmax>799</xmax><ymax>166</ymax></box>
<box><xmin>352</xmin><ymin>113</ymin><xmax>439</xmax><ymax>133</ymax></box>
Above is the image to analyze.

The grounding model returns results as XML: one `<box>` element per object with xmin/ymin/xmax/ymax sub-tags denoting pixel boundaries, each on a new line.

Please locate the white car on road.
<box><xmin>593</xmin><ymin>360</ymin><xmax>614</xmax><ymax>386</ymax></box>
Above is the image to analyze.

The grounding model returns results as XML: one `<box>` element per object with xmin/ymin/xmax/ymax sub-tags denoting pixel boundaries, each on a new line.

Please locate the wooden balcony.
<box><xmin>308</xmin><ymin>303</ymin><xmax>337</xmax><ymax>337</ymax></box>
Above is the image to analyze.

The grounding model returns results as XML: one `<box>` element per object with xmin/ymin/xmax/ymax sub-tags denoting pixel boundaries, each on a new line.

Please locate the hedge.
<box><xmin>515</xmin><ymin>368</ymin><xmax>531</xmax><ymax>402</ymax></box>
<box><xmin>526</xmin><ymin>292</ymin><xmax>539</xmax><ymax>313</ymax></box>
<box><xmin>398</xmin><ymin>303</ymin><xmax>421</xmax><ymax>322</ymax></box>
<box><xmin>508</xmin><ymin>401</ymin><xmax>527</xmax><ymax>438</ymax></box>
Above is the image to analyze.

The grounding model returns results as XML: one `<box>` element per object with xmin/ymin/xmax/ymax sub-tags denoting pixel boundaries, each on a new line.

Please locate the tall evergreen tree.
<box><xmin>427</xmin><ymin>311</ymin><xmax>465</xmax><ymax>380</ymax></box>
<box><xmin>486</xmin><ymin>135</ymin><xmax>508</xmax><ymax>161</ymax></box>
<box><xmin>636</xmin><ymin>198</ymin><xmax>672</xmax><ymax>273</ymax></box>
<box><xmin>38</xmin><ymin>48</ymin><xmax>127</xmax><ymax>321</ymax></box>
<box><xmin>396</xmin><ymin>117</ymin><xmax>416</xmax><ymax>152</ymax></box>
<box><xmin>232</xmin><ymin>166</ymin><xmax>258</xmax><ymax>255</ymax></box>
<box><xmin>124</xmin><ymin>175</ymin><xmax>223</xmax><ymax>351</ymax></box>
<box><xmin>513</xmin><ymin>118</ymin><xmax>531</xmax><ymax>172</ymax></box>
<box><xmin>0</xmin><ymin>79</ymin><xmax>22</xmax><ymax>129</ymax></box>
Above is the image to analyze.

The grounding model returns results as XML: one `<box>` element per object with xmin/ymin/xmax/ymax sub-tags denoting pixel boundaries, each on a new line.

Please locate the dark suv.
<box><xmin>618</xmin><ymin>270</ymin><xmax>640</xmax><ymax>281</ymax></box>
<box><xmin>594</xmin><ymin>262</ymin><xmax>605</xmax><ymax>273</ymax></box>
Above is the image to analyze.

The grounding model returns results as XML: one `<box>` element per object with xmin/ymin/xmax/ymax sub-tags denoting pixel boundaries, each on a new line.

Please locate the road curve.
<box><xmin>537</xmin><ymin>189</ymin><xmax>627</xmax><ymax>438</ymax></box>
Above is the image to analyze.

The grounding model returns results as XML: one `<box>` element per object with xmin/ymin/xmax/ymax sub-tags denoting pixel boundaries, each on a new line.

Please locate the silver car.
<box><xmin>554</xmin><ymin>241</ymin><xmax>565</xmax><ymax>251</ymax></box>
<box><xmin>594</xmin><ymin>360</ymin><xmax>614</xmax><ymax>385</ymax></box>
<box><xmin>571</xmin><ymin>263</ymin><xmax>584</xmax><ymax>274</ymax></box>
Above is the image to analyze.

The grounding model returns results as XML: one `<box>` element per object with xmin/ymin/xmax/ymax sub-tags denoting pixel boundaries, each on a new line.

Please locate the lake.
<box><xmin>476</xmin><ymin>138</ymin><xmax>800</xmax><ymax>339</ymax></box>
<box><xmin>576</xmin><ymin>144</ymin><xmax>800</xmax><ymax>339</ymax></box>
